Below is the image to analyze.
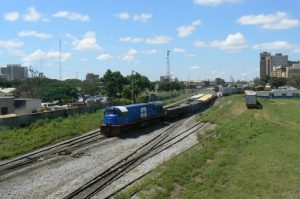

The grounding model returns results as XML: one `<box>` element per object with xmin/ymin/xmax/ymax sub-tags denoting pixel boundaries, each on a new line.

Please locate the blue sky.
<box><xmin>0</xmin><ymin>0</ymin><xmax>299</xmax><ymax>81</ymax></box>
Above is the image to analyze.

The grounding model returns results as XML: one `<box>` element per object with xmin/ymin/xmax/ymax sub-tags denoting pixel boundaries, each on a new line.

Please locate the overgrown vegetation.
<box><xmin>0</xmin><ymin>110</ymin><xmax>103</xmax><ymax>160</ymax></box>
<box><xmin>117</xmin><ymin>95</ymin><xmax>300</xmax><ymax>198</ymax></box>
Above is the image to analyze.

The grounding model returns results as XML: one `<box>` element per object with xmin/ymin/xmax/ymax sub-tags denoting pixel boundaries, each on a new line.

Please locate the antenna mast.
<box><xmin>166</xmin><ymin>50</ymin><xmax>171</xmax><ymax>81</ymax></box>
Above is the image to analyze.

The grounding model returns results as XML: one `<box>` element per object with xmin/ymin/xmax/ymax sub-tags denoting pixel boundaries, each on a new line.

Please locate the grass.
<box><xmin>0</xmin><ymin>110</ymin><xmax>103</xmax><ymax>160</ymax></box>
<box><xmin>116</xmin><ymin>95</ymin><xmax>300</xmax><ymax>198</ymax></box>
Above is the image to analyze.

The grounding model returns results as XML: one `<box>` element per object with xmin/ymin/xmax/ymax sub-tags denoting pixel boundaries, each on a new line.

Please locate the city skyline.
<box><xmin>0</xmin><ymin>0</ymin><xmax>300</xmax><ymax>81</ymax></box>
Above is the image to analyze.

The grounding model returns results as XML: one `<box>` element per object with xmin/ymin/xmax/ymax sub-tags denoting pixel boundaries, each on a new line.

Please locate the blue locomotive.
<box><xmin>100</xmin><ymin>102</ymin><xmax>164</xmax><ymax>135</ymax></box>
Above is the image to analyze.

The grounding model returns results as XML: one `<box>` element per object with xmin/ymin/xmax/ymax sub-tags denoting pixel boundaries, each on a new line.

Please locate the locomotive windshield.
<box><xmin>105</xmin><ymin>108</ymin><xmax>117</xmax><ymax>115</ymax></box>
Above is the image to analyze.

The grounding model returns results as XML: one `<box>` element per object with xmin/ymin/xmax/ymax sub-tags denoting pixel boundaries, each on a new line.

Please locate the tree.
<box><xmin>287</xmin><ymin>75</ymin><xmax>300</xmax><ymax>88</ymax></box>
<box><xmin>127</xmin><ymin>72</ymin><xmax>153</xmax><ymax>99</ymax></box>
<box><xmin>215</xmin><ymin>78</ymin><xmax>225</xmax><ymax>86</ymax></box>
<box><xmin>269</xmin><ymin>77</ymin><xmax>287</xmax><ymax>88</ymax></box>
<box><xmin>0</xmin><ymin>79</ymin><xmax>12</xmax><ymax>88</ymax></box>
<box><xmin>101</xmin><ymin>69</ymin><xmax>129</xmax><ymax>98</ymax></box>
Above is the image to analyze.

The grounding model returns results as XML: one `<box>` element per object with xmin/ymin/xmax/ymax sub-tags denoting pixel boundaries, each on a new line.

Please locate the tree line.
<box><xmin>6</xmin><ymin>69</ymin><xmax>186</xmax><ymax>103</ymax></box>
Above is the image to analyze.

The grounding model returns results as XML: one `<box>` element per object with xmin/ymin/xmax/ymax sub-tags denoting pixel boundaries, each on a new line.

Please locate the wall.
<box><xmin>0</xmin><ymin>103</ymin><xmax>104</xmax><ymax>127</ymax></box>
<box><xmin>0</xmin><ymin>97</ymin><xmax>15</xmax><ymax>115</ymax></box>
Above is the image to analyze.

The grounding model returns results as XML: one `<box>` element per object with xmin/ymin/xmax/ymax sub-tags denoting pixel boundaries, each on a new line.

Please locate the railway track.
<box><xmin>0</xmin><ymin>129</ymin><xmax>107</xmax><ymax>176</ymax></box>
<box><xmin>64</xmin><ymin>120</ymin><xmax>207</xmax><ymax>199</ymax></box>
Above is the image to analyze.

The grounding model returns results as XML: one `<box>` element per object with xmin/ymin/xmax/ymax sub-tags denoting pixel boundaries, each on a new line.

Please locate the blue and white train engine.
<box><xmin>101</xmin><ymin>102</ymin><xmax>164</xmax><ymax>135</ymax></box>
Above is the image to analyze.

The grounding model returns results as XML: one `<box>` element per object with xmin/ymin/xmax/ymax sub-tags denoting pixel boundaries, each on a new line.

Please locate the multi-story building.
<box><xmin>260</xmin><ymin>52</ymin><xmax>289</xmax><ymax>79</ymax></box>
<box><xmin>85</xmin><ymin>73</ymin><xmax>99</xmax><ymax>81</ymax></box>
<box><xmin>287</xmin><ymin>63</ymin><xmax>300</xmax><ymax>79</ymax></box>
<box><xmin>0</xmin><ymin>64</ymin><xmax>28</xmax><ymax>81</ymax></box>
<box><xmin>271</xmin><ymin>65</ymin><xmax>287</xmax><ymax>78</ymax></box>
<box><xmin>260</xmin><ymin>52</ymin><xmax>271</xmax><ymax>79</ymax></box>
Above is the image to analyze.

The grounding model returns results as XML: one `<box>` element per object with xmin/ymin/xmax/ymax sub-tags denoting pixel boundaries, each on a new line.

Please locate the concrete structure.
<box><xmin>271</xmin><ymin>65</ymin><xmax>287</xmax><ymax>78</ymax></box>
<box><xmin>260</xmin><ymin>52</ymin><xmax>288</xmax><ymax>79</ymax></box>
<box><xmin>0</xmin><ymin>88</ymin><xmax>16</xmax><ymax>97</ymax></box>
<box><xmin>15</xmin><ymin>98</ymin><xmax>42</xmax><ymax>115</ymax></box>
<box><xmin>260</xmin><ymin>52</ymin><xmax>271</xmax><ymax>79</ymax></box>
<box><xmin>160</xmin><ymin>75</ymin><xmax>170</xmax><ymax>83</ymax></box>
<box><xmin>0</xmin><ymin>73</ymin><xmax>8</xmax><ymax>80</ymax></box>
<box><xmin>86</xmin><ymin>73</ymin><xmax>99</xmax><ymax>81</ymax></box>
<box><xmin>287</xmin><ymin>63</ymin><xmax>300</xmax><ymax>78</ymax></box>
<box><xmin>0</xmin><ymin>64</ymin><xmax>28</xmax><ymax>81</ymax></box>
<box><xmin>0</xmin><ymin>96</ymin><xmax>15</xmax><ymax>115</ymax></box>
<box><xmin>257</xmin><ymin>90</ymin><xmax>300</xmax><ymax>98</ymax></box>
<box><xmin>186</xmin><ymin>80</ymin><xmax>209</xmax><ymax>89</ymax></box>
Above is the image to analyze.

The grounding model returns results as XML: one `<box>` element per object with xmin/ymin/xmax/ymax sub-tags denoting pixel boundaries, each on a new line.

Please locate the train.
<box><xmin>100</xmin><ymin>93</ymin><xmax>216</xmax><ymax>136</ymax></box>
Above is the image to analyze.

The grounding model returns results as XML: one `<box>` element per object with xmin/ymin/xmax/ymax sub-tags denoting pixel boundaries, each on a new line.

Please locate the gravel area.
<box><xmin>0</xmin><ymin>115</ymin><xmax>208</xmax><ymax>199</ymax></box>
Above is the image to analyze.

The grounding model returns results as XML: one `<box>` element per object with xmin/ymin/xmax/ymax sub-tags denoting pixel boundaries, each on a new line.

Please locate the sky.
<box><xmin>0</xmin><ymin>0</ymin><xmax>300</xmax><ymax>81</ymax></box>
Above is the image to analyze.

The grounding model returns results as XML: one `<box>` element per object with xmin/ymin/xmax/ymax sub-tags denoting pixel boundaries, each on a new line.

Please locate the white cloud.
<box><xmin>237</xmin><ymin>12</ymin><xmax>300</xmax><ymax>30</ymax></box>
<box><xmin>0</xmin><ymin>40</ymin><xmax>24</xmax><ymax>49</ymax></box>
<box><xmin>4</xmin><ymin>12</ymin><xmax>19</xmax><ymax>21</ymax></box>
<box><xmin>123</xmin><ymin>49</ymin><xmax>138</xmax><ymax>61</ymax></box>
<box><xmin>133</xmin><ymin>13</ymin><xmax>152</xmax><ymax>23</ymax></box>
<box><xmin>190</xmin><ymin>65</ymin><xmax>201</xmax><ymax>70</ymax></box>
<box><xmin>97</xmin><ymin>54</ymin><xmax>113</xmax><ymax>61</ymax></box>
<box><xmin>193</xmin><ymin>0</ymin><xmax>240</xmax><ymax>6</ymax></box>
<box><xmin>22</xmin><ymin>49</ymin><xmax>71</xmax><ymax>62</ymax></box>
<box><xmin>173</xmin><ymin>48</ymin><xmax>185</xmax><ymax>53</ymax></box>
<box><xmin>193</xmin><ymin>40</ymin><xmax>207</xmax><ymax>48</ymax></box>
<box><xmin>144</xmin><ymin>49</ymin><xmax>157</xmax><ymax>54</ymax></box>
<box><xmin>115</xmin><ymin>12</ymin><xmax>130</xmax><ymax>20</ymax></box>
<box><xmin>18</xmin><ymin>30</ymin><xmax>52</xmax><ymax>39</ymax></box>
<box><xmin>71</xmin><ymin>31</ymin><xmax>102</xmax><ymax>51</ymax></box>
<box><xmin>177</xmin><ymin>19</ymin><xmax>202</xmax><ymax>38</ymax></box>
<box><xmin>119</xmin><ymin>37</ymin><xmax>144</xmax><ymax>43</ymax></box>
<box><xmin>252</xmin><ymin>41</ymin><xmax>300</xmax><ymax>53</ymax></box>
<box><xmin>53</xmin><ymin>11</ymin><xmax>90</xmax><ymax>21</ymax></box>
<box><xmin>23</xmin><ymin>6</ymin><xmax>42</xmax><ymax>22</ymax></box>
<box><xmin>210</xmin><ymin>32</ymin><xmax>248</xmax><ymax>52</ymax></box>
<box><xmin>145</xmin><ymin>35</ymin><xmax>172</xmax><ymax>45</ymax></box>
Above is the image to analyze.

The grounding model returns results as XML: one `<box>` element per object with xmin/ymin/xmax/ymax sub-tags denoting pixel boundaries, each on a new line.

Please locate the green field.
<box><xmin>0</xmin><ymin>110</ymin><xmax>103</xmax><ymax>160</ymax></box>
<box><xmin>117</xmin><ymin>95</ymin><xmax>300</xmax><ymax>198</ymax></box>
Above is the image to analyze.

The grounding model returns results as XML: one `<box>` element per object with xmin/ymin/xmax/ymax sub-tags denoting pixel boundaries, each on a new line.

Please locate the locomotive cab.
<box><xmin>103</xmin><ymin>106</ymin><xmax>128</xmax><ymax>126</ymax></box>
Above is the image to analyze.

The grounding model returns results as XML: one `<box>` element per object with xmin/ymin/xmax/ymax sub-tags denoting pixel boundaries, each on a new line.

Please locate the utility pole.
<box><xmin>167</xmin><ymin>50</ymin><xmax>172</xmax><ymax>97</ymax></box>
<box><xmin>131</xmin><ymin>70</ymin><xmax>137</xmax><ymax>104</ymax></box>
<box><xmin>59</xmin><ymin>38</ymin><xmax>62</xmax><ymax>81</ymax></box>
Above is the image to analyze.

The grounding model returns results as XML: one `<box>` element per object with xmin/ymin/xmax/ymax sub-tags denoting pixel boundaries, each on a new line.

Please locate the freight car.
<box><xmin>245</xmin><ymin>90</ymin><xmax>257</xmax><ymax>108</ymax></box>
<box><xmin>164</xmin><ymin>94</ymin><xmax>216</xmax><ymax>120</ymax></box>
<box><xmin>101</xmin><ymin>102</ymin><xmax>164</xmax><ymax>136</ymax></box>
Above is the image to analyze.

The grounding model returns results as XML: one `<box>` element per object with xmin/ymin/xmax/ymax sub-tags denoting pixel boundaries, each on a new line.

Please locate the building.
<box><xmin>160</xmin><ymin>75</ymin><xmax>171</xmax><ymax>83</ymax></box>
<box><xmin>0</xmin><ymin>73</ymin><xmax>8</xmax><ymax>80</ymax></box>
<box><xmin>86</xmin><ymin>73</ymin><xmax>99</xmax><ymax>81</ymax></box>
<box><xmin>0</xmin><ymin>88</ymin><xmax>16</xmax><ymax>97</ymax></box>
<box><xmin>260</xmin><ymin>52</ymin><xmax>288</xmax><ymax>79</ymax></box>
<box><xmin>271</xmin><ymin>65</ymin><xmax>287</xmax><ymax>78</ymax></box>
<box><xmin>15</xmin><ymin>98</ymin><xmax>42</xmax><ymax>115</ymax></box>
<box><xmin>186</xmin><ymin>80</ymin><xmax>209</xmax><ymax>89</ymax></box>
<box><xmin>260</xmin><ymin>52</ymin><xmax>271</xmax><ymax>79</ymax></box>
<box><xmin>0</xmin><ymin>96</ymin><xmax>15</xmax><ymax>115</ymax></box>
<box><xmin>0</xmin><ymin>64</ymin><xmax>28</xmax><ymax>81</ymax></box>
<box><xmin>287</xmin><ymin>63</ymin><xmax>300</xmax><ymax>79</ymax></box>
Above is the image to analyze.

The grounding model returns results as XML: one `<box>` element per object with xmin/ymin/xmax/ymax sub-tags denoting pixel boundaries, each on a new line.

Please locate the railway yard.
<box><xmin>1</xmin><ymin>93</ymin><xmax>300</xmax><ymax>198</ymax></box>
<box><xmin>0</xmin><ymin>94</ymin><xmax>215</xmax><ymax>199</ymax></box>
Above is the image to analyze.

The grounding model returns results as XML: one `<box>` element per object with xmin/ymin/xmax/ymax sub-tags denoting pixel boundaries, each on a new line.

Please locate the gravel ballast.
<box><xmin>0</xmin><ymin>115</ymin><xmax>209</xmax><ymax>199</ymax></box>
